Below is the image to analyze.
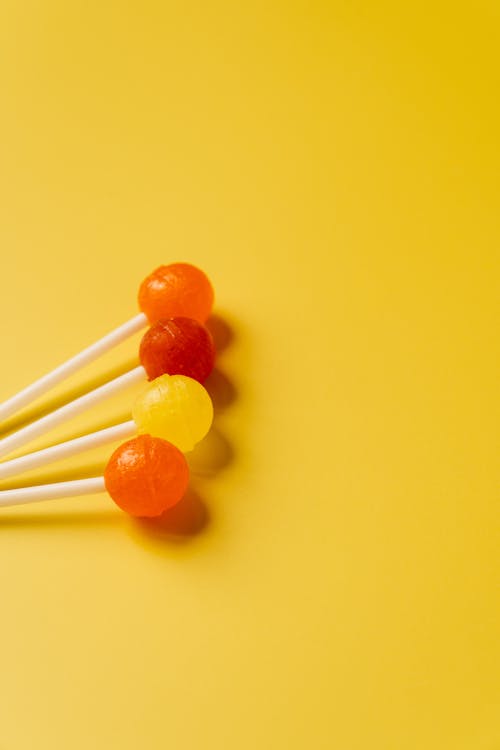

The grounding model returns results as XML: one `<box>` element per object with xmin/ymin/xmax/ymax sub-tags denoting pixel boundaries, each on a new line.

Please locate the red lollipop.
<box><xmin>140</xmin><ymin>317</ymin><xmax>216</xmax><ymax>383</ymax></box>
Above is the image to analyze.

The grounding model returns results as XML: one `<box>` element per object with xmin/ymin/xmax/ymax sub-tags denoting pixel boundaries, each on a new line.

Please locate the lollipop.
<box><xmin>0</xmin><ymin>375</ymin><xmax>213</xmax><ymax>480</ymax></box>
<box><xmin>140</xmin><ymin>317</ymin><xmax>215</xmax><ymax>383</ymax></box>
<box><xmin>138</xmin><ymin>265</ymin><xmax>213</xmax><ymax>324</ymax></box>
<box><xmin>0</xmin><ymin>263</ymin><xmax>214</xmax><ymax>422</ymax></box>
<box><xmin>0</xmin><ymin>435</ymin><xmax>190</xmax><ymax>517</ymax></box>
<box><xmin>105</xmin><ymin>435</ymin><xmax>189</xmax><ymax>516</ymax></box>
<box><xmin>0</xmin><ymin>317</ymin><xmax>215</xmax><ymax>459</ymax></box>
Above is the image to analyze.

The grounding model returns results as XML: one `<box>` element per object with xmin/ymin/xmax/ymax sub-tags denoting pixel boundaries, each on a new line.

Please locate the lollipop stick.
<box><xmin>0</xmin><ymin>421</ymin><xmax>136</xmax><ymax>480</ymax></box>
<box><xmin>0</xmin><ymin>477</ymin><xmax>105</xmax><ymax>507</ymax></box>
<box><xmin>0</xmin><ymin>313</ymin><xmax>147</xmax><ymax>423</ymax></box>
<box><xmin>0</xmin><ymin>366</ymin><xmax>145</xmax><ymax>459</ymax></box>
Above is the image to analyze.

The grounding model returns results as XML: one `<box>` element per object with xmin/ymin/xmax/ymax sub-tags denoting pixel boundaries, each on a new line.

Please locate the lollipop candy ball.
<box><xmin>140</xmin><ymin>317</ymin><xmax>216</xmax><ymax>383</ymax></box>
<box><xmin>104</xmin><ymin>435</ymin><xmax>189</xmax><ymax>517</ymax></box>
<box><xmin>138</xmin><ymin>263</ymin><xmax>214</xmax><ymax>324</ymax></box>
<box><xmin>133</xmin><ymin>374</ymin><xmax>213</xmax><ymax>452</ymax></box>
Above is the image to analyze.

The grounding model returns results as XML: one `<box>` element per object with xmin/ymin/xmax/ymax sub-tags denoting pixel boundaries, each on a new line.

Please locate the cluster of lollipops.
<box><xmin>0</xmin><ymin>263</ymin><xmax>222</xmax><ymax>518</ymax></box>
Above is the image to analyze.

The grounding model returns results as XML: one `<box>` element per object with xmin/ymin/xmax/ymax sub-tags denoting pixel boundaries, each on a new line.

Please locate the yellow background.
<box><xmin>0</xmin><ymin>2</ymin><xmax>498</xmax><ymax>748</ymax></box>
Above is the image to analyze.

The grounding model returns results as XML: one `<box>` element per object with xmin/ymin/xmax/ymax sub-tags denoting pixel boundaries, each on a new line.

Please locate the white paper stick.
<box><xmin>0</xmin><ymin>421</ymin><xmax>136</xmax><ymax>480</ymax></box>
<box><xmin>0</xmin><ymin>477</ymin><xmax>106</xmax><ymax>507</ymax></box>
<box><xmin>0</xmin><ymin>366</ymin><xmax>145</xmax><ymax>459</ymax></box>
<box><xmin>0</xmin><ymin>312</ymin><xmax>148</xmax><ymax>423</ymax></box>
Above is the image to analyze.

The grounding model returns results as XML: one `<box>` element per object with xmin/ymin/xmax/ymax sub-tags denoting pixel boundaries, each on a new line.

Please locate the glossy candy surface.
<box><xmin>138</xmin><ymin>263</ymin><xmax>214</xmax><ymax>324</ymax></box>
<box><xmin>104</xmin><ymin>434</ymin><xmax>189</xmax><ymax>517</ymax></box>
<box><xmin>140</xmin><ymin>317</ymin><xmax>216</xmax><ymax>383</ymax></box>
<box><xmin>133</xmin><ymin>374</ymin><xmax>213</xmax><ymax>452</ymax></box>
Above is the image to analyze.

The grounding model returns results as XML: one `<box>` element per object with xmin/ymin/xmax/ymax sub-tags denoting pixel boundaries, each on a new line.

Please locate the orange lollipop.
<box><xmin>0</xmin><ymin>434</ymin><xmax>191</xmax><ymax>517</ymax></box>
<box><xmin>138</xmin><ymin>263</ymin><xmax>214</xmax><ymax>324</ymax></box>
<box><xmin>104</xmin><ymin>434</ymin><xmax>189</xmax><ymax>517</ymax></box>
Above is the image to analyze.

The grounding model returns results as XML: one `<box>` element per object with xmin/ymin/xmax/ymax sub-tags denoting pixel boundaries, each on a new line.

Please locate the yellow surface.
<box><xmin>0</xmin><ymin>2</ymin><xmax>498</xmax><ymax>748</ymax></box>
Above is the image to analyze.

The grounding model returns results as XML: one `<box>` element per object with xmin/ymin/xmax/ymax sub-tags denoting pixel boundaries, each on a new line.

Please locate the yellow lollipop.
<box><xmin>132</xmin><ymin>374</ymin><xmax>214</xmax><ymax>452</ymax></box>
